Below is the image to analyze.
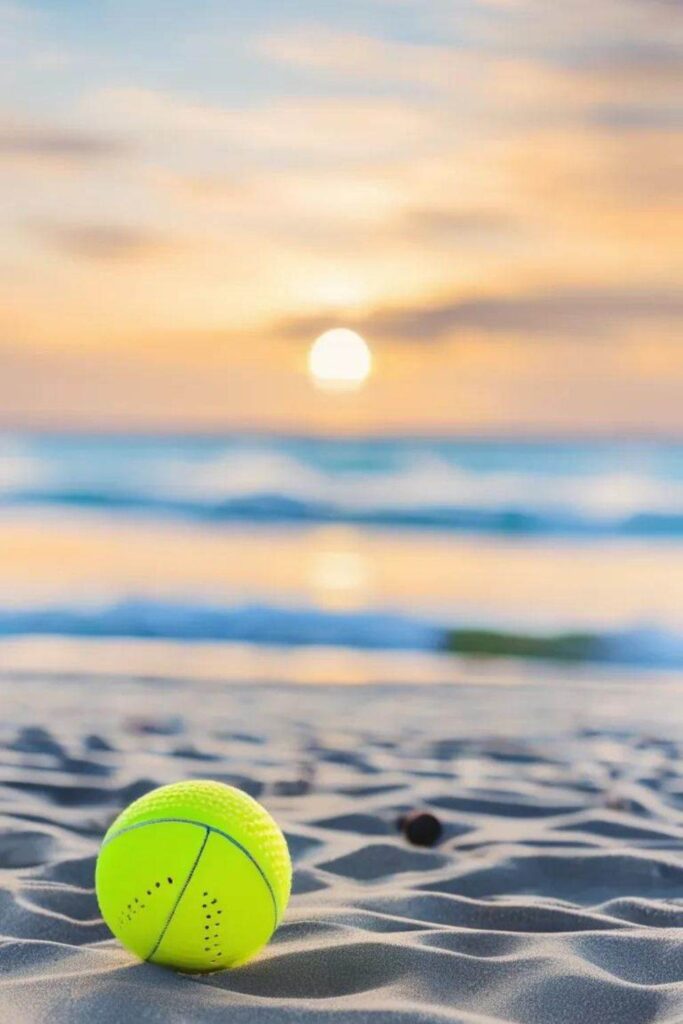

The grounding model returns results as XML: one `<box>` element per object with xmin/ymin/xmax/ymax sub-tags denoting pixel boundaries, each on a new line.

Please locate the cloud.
<box><xmin>0</xmin><ymin>122</ymin><xmax>130</xmax><ymax>162</ymax></box>
<box><xmin>256</xmin><ymin>26</ymin><xmax>459</xmax><ymax>90</ymax></box>
<box><xmin>279</xmin><ymin>286</ymin><xmax>683</xmax><ymax>344</ymax></box>
<box><xmin>254</xmin><ymin>21</ymin><xmax>680</xmax><ymax>150</ymax></box>
<box><xmin>400</xmin><ymin>207</ymin><xmax>521</xmax><ymax>242</ymax></box>
<box><xmin>589</xmin><ymin>106</ymin><xmax>682</xmax><ymax>131</ymax></box>
<box><xmin>83</xmin><ymin>88</ymin><xmax>437</xmax><ymax>160</ymax></box>
<box><xmin>29</xmin><ymin>222</ymin><xmax>179</xmax><ymax>261</ymax></box>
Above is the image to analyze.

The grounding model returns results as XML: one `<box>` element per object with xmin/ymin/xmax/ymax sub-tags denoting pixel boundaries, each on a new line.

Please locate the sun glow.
<box><xmin>308</xmin><ymin>328</ymin><xmax>372</xmax><ymax>392</ymax></box>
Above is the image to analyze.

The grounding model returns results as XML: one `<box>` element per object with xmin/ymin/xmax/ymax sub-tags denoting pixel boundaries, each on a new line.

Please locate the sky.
<box><xmin>0</xmin><ymin>0</ymin><xmax>681</xmax><ymax>434</ymax></box>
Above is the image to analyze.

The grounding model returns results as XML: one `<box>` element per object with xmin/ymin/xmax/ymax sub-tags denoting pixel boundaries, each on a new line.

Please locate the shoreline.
<box><xmin>2</xmin><ymin>635</ymin><xmax>683</xmax><ymax>691</ymax></box>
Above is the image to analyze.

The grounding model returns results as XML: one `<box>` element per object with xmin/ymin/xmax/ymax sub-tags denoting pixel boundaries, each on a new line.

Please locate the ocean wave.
<box><xmin>4</xmin><ymin>486</ymin><xmax>683</xmax><ymax>535</ymax></box>
<box><xmin>1</xmin><ymin>435</ymin><xmax>682</xmax><ymax>536</ymax></box>
<box><xmin>0</xmin><ymin>599</ymin><xmax>442</xmax><ymax>652</ymax></box>
<box><xmin>0</xmin><ymin>597</ymin><xmax>681</xmax><ymax>667</ymax></box>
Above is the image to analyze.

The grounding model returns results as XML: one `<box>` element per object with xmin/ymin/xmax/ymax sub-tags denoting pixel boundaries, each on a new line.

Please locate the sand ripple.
<box><xmin>0</xmin><ymin>678</ymin><xmax>682</xmax><ymax>1023</ymax></box>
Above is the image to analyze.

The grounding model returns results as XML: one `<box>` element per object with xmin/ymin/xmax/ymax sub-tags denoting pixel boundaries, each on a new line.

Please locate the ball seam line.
<box><xmin>146</xmin><ymin>825</ymin><xmax>209</xmax><ymax>963</ymax></box>
<box><xmin>103</xmin><ymin>816</ymin><xmax>280</xmax><ymax>927</ymax></box>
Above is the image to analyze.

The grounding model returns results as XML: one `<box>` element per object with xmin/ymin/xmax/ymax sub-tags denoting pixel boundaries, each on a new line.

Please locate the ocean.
<box><xmin>0</xmin><ymin>432</ymin><xmax>682</xmax><ymax>681</ymax></box>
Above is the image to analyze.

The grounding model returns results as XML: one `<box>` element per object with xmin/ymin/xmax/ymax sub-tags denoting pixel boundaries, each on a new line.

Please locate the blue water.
<box><xmin>1</xmin><ymin>433</ymin><xmax>682</xmax><ymax>667</ymax></box>
<box><xmin>1</xmin><ymin>433</ymin><xmax>682</xmax><ymax>535</ymax></box>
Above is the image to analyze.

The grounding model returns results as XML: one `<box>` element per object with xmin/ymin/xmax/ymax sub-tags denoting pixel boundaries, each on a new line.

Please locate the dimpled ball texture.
<box><xmin>95</xmin><ymin>780</ymin><xmax>292</xmax><ymax>972</ymax></box>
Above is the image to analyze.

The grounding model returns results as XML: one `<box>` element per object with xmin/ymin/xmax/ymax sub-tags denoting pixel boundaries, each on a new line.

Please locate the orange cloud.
<box><xmin>29</xmin><ymin>222</ymin><xmax>184</xmax><ymax>261</ymax></box>
<box><xmin>278</xmin><ymin>286</ymin><xmax>683</xmax><ymax>345</ymax></box>
<box><xmin>0</xmin><ymin>119</ymin><xmax>131</xmax><ymax>165</ymax></box>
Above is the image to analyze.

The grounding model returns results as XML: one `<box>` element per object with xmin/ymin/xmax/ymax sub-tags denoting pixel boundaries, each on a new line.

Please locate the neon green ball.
<box><xmin>95</xmin><ymin>780</ymin><xmax>292</xmax><ymax>972</ymax></box>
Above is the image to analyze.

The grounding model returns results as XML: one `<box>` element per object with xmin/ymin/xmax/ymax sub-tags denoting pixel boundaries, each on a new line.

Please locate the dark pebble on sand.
<box><xmin>397</xmin><ymin>810</ymin><xmax>443</xmax><ymax>847</ymax></box>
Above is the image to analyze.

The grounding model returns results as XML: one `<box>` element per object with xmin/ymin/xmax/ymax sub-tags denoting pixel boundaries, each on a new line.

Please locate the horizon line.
<box><xmin>0</xmin><ymin>418</ymin><xmax>681</xmax><ymax>445</ymax></box>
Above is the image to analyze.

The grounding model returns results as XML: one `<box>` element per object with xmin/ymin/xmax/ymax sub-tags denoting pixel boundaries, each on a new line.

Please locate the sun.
<box><xmin>308</xmin><ymin>328</ymin><xmax>372</xmax><ymax>392</ymax></box>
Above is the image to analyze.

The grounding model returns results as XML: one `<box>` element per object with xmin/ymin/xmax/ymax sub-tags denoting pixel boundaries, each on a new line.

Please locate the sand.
<box><xmin>1</xmin><ymin>671</ymin><xmax>682</xmax><ymax>1023</ymax></box>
